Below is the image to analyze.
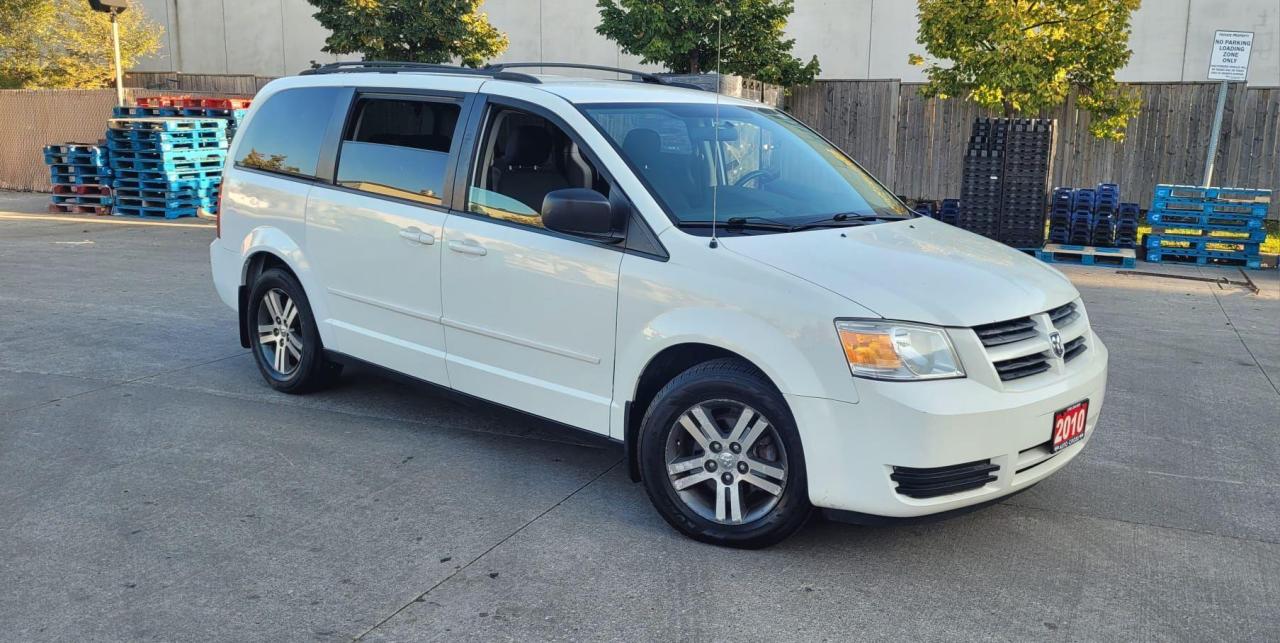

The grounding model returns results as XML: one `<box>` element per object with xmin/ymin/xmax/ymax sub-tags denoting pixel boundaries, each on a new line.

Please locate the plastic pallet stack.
<box><xmin>1048</xmin><ymin>183</ymin><xmax>1140</xmax><ymax>250</ymax></box>
<box><xmin>957</xmin><ymin>118</ymin><xmax>1005</xmax><ymax>239</ymax></box>
<box><xmin>108</xmin><ymin>116</ymin><xmax>228</xmax><ymax>219</ymax></box>
<box><xmin>121</xmin><ymin>96</ymin><xmax>250</xmax><ymax>140</ymax></box>
<box><xmin>1092</xmin><ymin>183</ymin><xmax>1119</xmax><ymax>246</ymax></box>
<box><xmin>999</xmin><ymin>119</ymin><xmax>1054</xmax><ymax>248</ymax></box>
<box><xmin>957</xmin><ymin>117</ymin><xmax>1055</xmax><ymax>248</ymax></box>
<box><xmin>1068</xmin><ymin>188</ymin><xmax>1095</xmax><ymax>245</ymax></box>
<box><xmin>1146</xmin><ymin>184</ymin><xmax>1270</xmax><ymax>269</ymax></box>
<box><xmin>939</xmin><ymin>198</ymin><xmax>961</xmax><ymax>225</ymax></box>
<box><xmin>43</xmin><ymin>143</ymin><xmax>113</xmax><ymax>214</ymax></box>
<box><xmin>1114</xmin><ymin>203</ymin><xmax>1140</xmax><ymax>249</ymax></box>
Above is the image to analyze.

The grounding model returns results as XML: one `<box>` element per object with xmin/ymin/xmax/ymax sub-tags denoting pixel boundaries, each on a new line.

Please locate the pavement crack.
<box><xmin>352</xmin><ymin>459</ymin><xmax>623</xmax><ymax>641</ymax></box>
<box><xmin>1203</xmin><ymin>272</ymin><xmax>1279</xmax><ymax>397</ymax></box>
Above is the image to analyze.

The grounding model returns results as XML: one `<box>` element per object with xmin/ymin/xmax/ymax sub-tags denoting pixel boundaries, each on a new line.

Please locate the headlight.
<box><xmin>835</xmin><ymin>320</ymin><xmax>965</xmax><ymax>381</ymax></box>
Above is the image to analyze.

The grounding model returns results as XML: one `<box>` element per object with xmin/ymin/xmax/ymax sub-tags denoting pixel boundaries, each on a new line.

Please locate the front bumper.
<box><xmin>789</xmin><ymin>334</ymin><xmax>1108</xmax><ymax>518</ymax></box>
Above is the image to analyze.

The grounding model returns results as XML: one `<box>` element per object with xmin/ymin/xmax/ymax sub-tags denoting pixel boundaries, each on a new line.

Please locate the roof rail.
<box><xmin>483</xmin><ymin>62</ymin><xmax>707</xmax><ymax>91</ymax></box>
<box><xmin>299</xmin><ymin>61</ymin><xmax>541</xmax><ymax>84</ymax></box>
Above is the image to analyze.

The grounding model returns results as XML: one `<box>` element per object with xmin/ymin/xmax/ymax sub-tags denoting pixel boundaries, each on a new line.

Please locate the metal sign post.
<box><xmin>1202</xmin><ymin>30</ymin><xmax>1254</xmax><ymax>187</ymax></box>
<box><xmin>88</xmin><ymin>0</ymin><xmax>130</xmax><ymax>106</ymax></box>
<box><xmin>111</xmin><ymin>10</ymin><xmax>124</xmax><ymax>106</ymax></box>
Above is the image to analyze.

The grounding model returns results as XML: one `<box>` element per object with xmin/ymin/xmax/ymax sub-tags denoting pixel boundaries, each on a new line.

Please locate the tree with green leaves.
<box><xmin>909</xmin><ymin>0</ymin><xmax>1141</xmax><ymax>140</ymax></box>
<box><xmin>306</xmin><ymin>0</ymin><xmax>508</xmax><ymax>67</ymax></box>
<box><xmin>596</xmin><ymin>0</ymin><xmax>819</xmax><ymax>86</ymax></box>
<box><xmin>0</xmin><ymin>0</ymin><xmax>161</xmax><ymax>89</ymax></box>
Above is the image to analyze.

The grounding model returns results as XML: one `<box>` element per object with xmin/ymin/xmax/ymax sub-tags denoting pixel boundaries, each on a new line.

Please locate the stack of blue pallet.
<box><xmin>107</xmin><ymin>116</ymin><xmax>227</xmax><ymax>218</ymax></box>
<box><xmin>1146</xmin><ymin>184</ymin><xmax>1270</xmax><ymax>269</ymax></box>
<box><xmin>43</xmin><ymin>143</ymin><xmax>114</xmax><ymax>214</ymax></box>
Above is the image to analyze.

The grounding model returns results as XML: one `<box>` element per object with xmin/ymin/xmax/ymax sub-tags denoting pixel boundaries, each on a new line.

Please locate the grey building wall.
<box><xmin>132</xmin><ymin>0</ymin><xmax>1279</xmax><ymax>86</ymax></box>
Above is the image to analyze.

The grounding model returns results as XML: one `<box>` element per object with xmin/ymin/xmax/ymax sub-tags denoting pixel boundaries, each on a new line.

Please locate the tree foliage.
<box><xmin>0</xmin><ymin>0</ymin><xmax>162</xmax><ymax>89</ymax></box>
<box><xmin>306</xmin><ymin>0</ymin><xmax>508</xmax><ymax>67</ymax></box>
<box><xmin>910</xmin><ymin>0</ymin><xmax>1141</xmax><ymax>140</ymax></box>
<box><xmin>596</xmin><ymin>0</ymin><xmax>819</xmax><ymax>86</ymax></box>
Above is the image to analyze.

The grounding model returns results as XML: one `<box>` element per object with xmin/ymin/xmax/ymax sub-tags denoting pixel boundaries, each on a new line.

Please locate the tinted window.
<box><xmin>468</xmin><ymin>106</ymin><xmax>608</xmax><ymax>228</ymax></box>
<box><xmin>336</xmin><ymin>98</ymin><xmax>461</xmax><ymax>205</ymax></box>
<box><xmin>235</xmin><ymin>87</ymin><xmax>341</xmax><ymax>178</ymax></box>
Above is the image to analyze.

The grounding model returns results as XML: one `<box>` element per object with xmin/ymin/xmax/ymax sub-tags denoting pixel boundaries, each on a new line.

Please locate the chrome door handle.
<box><xmin>398</xmin><ymin>229</ymin><xmax>435</xmax><ymax>245</ymax></box>
<box><xmin>447</xmin><ymin>240</ymin><xmax>487</xmax><ymax>256</ymax></box>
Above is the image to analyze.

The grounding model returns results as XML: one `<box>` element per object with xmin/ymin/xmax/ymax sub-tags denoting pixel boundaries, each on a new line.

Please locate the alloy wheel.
<box><xmin>255</xmin><ymin>288</ymin><xmax>303</xmax><ymax>376</ymax></box>
<box><xmin>664</xmin><ymin>400</ymin><xmax>788</xmax><ymax>525</ymax></box>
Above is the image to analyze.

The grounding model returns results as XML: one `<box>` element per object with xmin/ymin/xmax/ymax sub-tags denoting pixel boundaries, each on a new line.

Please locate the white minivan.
<box><xmin>210</xmin><ymin>62</ymin><xmax>1108</xmax><ymax>548</ymax></box>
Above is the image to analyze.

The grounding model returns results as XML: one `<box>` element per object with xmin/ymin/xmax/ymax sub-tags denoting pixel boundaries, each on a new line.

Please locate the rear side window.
<box><xmin>235</xmin><ymin>87</ymin><xmax>341</xmax><ymax>179</ymax></box>
<box><xmin>335</xmin><ymin>97</ymin><xmax>461</xmax><ymax>206</ymax></box>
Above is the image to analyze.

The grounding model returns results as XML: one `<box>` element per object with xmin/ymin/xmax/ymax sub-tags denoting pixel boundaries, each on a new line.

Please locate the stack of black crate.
<box><xmin>957</xmin><ymin>118</ymin><xmax>1005</xmax><ymax>239</ymax></box>
<box><xmin>957</xmin><ymin>117</ymin><xmax>1055</xmax><ymax>248</ymax></box>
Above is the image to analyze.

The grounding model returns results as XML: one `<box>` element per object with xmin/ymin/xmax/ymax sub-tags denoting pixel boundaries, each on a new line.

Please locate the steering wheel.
<box><xmin>732</xmin><ymin>169</ymin><xmax>776</xmax><ymax>188</ymax></box>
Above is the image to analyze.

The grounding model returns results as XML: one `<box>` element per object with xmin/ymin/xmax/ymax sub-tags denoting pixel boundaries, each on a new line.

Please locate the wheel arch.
<box><xmin>623</xmin><ymin>342</ymin><xmax>785</xmax><ymax>483</ymax></box>
<box><xmin>235</xmin><ymin>226</ymin><xmax>321</xmax><ymax>348</ymax></box>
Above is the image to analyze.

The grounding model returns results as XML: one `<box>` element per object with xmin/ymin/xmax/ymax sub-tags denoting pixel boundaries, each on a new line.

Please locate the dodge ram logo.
<box><xmin>1049</xmin><ymin>331</ymin><xmax>1065</xmax><ymax>358</ymax></box>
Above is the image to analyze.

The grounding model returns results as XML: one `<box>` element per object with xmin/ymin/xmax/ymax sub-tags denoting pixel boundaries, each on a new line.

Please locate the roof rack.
<box><xmin>300</xmin><ymin>61</ymin><xmax>542</xmax><ymax>84</ymax></box>
<box><xmin>484</xmin><ymin>62</ymin><xmax>706</xmax><ymax>90</ymax></box>
<box><xmin>299</xmin><ymin>60</ymin><xmax>708</xmax><ymax>91</ymax></box>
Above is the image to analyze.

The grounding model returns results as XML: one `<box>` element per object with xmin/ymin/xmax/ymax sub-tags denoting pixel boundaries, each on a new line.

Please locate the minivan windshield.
<box><xmin>580</xmin><ymin>103</ymin><xmax>910</xmax><ymax>230</ymax></box>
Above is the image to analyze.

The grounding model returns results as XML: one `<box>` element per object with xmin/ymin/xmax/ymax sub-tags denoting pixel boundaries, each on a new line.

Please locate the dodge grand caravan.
<box><xmin>209</xmin><ymin>62</ymin><xmax>1108</xmax><ymax>548</ymax></box>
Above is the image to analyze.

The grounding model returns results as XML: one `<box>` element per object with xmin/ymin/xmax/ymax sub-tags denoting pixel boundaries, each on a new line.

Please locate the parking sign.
<box><xmin>1208</xmin><ymin>30</ymin><xmax>1253</xmax><ymax>81</ymax></box>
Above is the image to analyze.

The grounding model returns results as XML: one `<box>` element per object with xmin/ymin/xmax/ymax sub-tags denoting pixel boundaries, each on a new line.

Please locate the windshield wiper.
<box><xmin>786</xmin><ymin>212</ymin><xmax>884</xmax><ymax>232</ymax></box>
<box><xmin>677</xmin><ymin>216</ymin><xmax>793</xmax><ymax>231</ymax></box>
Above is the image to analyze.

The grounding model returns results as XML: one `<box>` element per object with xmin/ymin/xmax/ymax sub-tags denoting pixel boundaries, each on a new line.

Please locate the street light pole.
<box><xmin>111</xmin><ymin>9</ymin><xmax>124</xmax><ymax>106</ymax></box>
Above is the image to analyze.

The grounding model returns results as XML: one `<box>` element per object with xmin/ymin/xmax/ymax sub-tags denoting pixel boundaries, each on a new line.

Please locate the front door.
<box><xmin>440</xmin><ymin>100</ymin><xmax>623</xmax><ymax>434</ymax></box>
<box><xmin>306</xmin><ymin>90</ymin><xmax>471</xmax><ymax>385</ymax></box>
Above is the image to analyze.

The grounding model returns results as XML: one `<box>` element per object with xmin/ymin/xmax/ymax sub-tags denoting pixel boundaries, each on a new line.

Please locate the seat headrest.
<box><xmin>504</xmin><ymin>126</ymin><xmax>553</xmax><ymax>167</ymax></box>
<box><xmin>622</xmin><ymin>129</ymin><xmax>661</xmax><ymax>165</ymax></box>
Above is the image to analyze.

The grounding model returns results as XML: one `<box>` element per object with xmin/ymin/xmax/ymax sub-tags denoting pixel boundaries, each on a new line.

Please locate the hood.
<box><xmin>721</xmin><ymin>217</ymin><xmax>1078</xmax><ymax>327</ymax></box>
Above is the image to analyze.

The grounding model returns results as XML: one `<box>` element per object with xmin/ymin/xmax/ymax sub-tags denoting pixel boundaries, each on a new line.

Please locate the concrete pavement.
<box><xmin>1</xmin><ymin>198</ymin><xmax>1277</xmax><ymax>641</ymax></box>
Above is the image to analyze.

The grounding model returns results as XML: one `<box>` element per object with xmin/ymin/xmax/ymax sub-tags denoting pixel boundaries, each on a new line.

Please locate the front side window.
<box><xmin>582</xmin><ymin>103</ymin><xmax>909</xmax><ymax>230</ymax></box>
<box><xmin>335</xmin><ymin>97</ymin><xmax>461</xmax><ymax>206</ymax></box>
<box><xmin>468</xmin><ymin>105</ymin><xmax>609</xmax><ymax>228</ymax></box>
<box><xmin>235</xmin><ymin>87</ymin><xmax>342</xmax><ymax>179</ymax></box>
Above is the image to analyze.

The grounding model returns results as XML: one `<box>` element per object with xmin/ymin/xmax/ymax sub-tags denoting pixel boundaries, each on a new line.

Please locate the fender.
<box><xmin>235</xmin><ymin>225</ymin><xmax>336</xmax><ymax>348</ymax></box>
<box><xmin>610</xmin><ymin>306</ymin><xmax>861</xmax><ymax>443</ymax></box>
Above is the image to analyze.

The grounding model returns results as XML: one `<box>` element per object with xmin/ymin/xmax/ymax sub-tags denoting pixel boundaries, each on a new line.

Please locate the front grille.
<box><xmin>1048</xmin><ymin>302</ymin><xmax>1079</xmax><ymax>327</ymax></box>
<box><xmin>890</xmin><ymin>459</ymin><xmax>1000</xmax><ymax>499</ymax></box>
<box><xmin>974</xmin><ymin>316</ymin><xmax>1037</xmax><ymax>347</ymax></box>
<box><xmin>976</xmin><ymin>301</ymin><xmax>1088</xmax><ymax>383</ymax></box>
<box><xmin>1062</xmin><ymin>336</ymin><xmax>1086</xmax><ymax>361</ymax></box>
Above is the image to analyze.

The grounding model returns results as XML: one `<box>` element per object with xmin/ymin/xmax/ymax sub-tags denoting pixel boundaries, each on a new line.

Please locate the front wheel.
<box><xmin>638</xmin><ymin>358</ymin><xmax>811</xmax><ymax>548</ymax></box>
<box><xmin>247</xmin><ymin>268</ymin><xmax>339</xmax><ymax>394</ymax></box>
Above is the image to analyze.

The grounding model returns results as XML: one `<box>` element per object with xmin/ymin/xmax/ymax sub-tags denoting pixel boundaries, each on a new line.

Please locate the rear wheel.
<box><xmin>638</xmin><ymin>358</ymin><xmax>811</xmax><ymax>548</ymax></box>
<box><xmin>247</xmin><ymin>268</ymin><xmax>338</xmax><ymax>393</ymax></box>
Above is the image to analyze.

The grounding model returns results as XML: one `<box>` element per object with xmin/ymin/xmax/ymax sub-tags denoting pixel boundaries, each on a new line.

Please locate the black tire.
<box><xmin>638</xmin><ymin>358</ymin><xmax>812</xmax><ymax>548</ymax></box>
<box><xmin>247</xmin><ymin>268</ymin><xmax>340</xmax><ymax>394</ymax></box>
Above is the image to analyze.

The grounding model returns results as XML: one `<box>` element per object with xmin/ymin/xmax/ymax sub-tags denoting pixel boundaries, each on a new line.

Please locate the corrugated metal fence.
<box><xmin>788</xmin><ymin>80</ymin><xmax>1280</xmax><ymax>210</ymax></box>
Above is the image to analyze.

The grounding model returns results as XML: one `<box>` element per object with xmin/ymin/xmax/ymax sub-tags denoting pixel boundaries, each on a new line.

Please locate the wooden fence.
<box><xmin>124</xmin><ymin>71</ymin><xmax>274</xmax><ymax>95</ymax></box>
<box><xmin>788</xmin><ymin>80</ymin><xmax>1280</xmax><ymax>210</ymax></box>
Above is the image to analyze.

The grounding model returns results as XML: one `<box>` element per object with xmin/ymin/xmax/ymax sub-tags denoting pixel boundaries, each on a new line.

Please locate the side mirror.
<box><xmin>541</xmin><ymin>188</ymin><xmax>625</xmax><ymax>242</ymax></box>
